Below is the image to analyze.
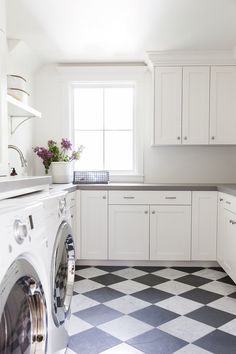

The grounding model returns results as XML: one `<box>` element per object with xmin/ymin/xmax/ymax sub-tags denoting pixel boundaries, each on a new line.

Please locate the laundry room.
<box><xmin>1</xmin><ymin>1</ymin><xmax>236</xmax><ymax>353</ymax></box>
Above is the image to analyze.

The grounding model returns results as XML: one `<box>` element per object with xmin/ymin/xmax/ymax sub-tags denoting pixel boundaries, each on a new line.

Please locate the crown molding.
<box><xmin>146</xmin><ymin>50</ymin><xmax>236</xmax><ymax>67</ymax></box>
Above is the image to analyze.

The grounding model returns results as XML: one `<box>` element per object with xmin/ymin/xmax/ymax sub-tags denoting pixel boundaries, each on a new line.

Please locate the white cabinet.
<box><xmin>182</xmin><ymin>67</ymin><xmax>210</xmax><ymax>144</ymax></box>
<box><xmin>109</xmin><ymin>205</ymin><xmax>149</xmax><ymax>260</ymax></box>
<box><xmin>150</xmin><ymin>205</ymin><xmax>191</xmax><ymax>260</ymax></box>
<box><xmin>223</xmin><ymin>209</ymin><xmax>236</xmax><ymax>283</ymax></box>
<box><xmin>80</xmin><ymin>191</ymin><xmax>108</xmax><ymax>259</ymax></box>
<box><xmin>154</xmin><ymin>67</ymin><xmax>182</xmax><ymax>145</ymax></box>
<box><xmin>217</xmin><ymin>194</ymin><xmax>226</xmax><ymax>266</ymax></box>
<box><xmin>210</xmin><ymin>66</ymin><xmax>236</xmax><ymax>144</ymax></box>
<box><xmin>192</xmin><ymin>192</ymin><xmax>217</xmax><ymax>260</ymax></box>
<box><xmin>0</xmin><ymin>30</ymin><xmax>7</xmax><ymax>176</ymax></box>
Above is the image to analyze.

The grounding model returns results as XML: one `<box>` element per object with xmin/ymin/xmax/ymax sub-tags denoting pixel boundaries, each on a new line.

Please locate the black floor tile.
<box><xmin>177</xmin><ymin>275</ymin><xmax>212</xmax><ymax>287</ymax></box>
<box><xmin>127</xmin><ymin>328</ymin><xmax>187</xmax><ymax>354</ymax></box>
<box><xmin>172</xmin><ymin>266</ymin><xmax>204</xmax><ymax>274</ymax></box>
<box><xmin>133</xmin><ymin>266</ymin><xmax>165</xmax><ymax>273</ymax></box>
<box><xmin>74</xmin><ymin>274</ymin><xmax>85</xmax><ymax>282</ymax></box>
<box><xmin>180</xmin><ymin>288</ymin><xmax>222</xmax><ymax>304</ymax></box>
<box><xmin>218</xmin><ymin>276</ymin><xmax>236</xmax><ymax>286</ymax></box>
<box><xmin>84</xmin><ymin>287</ymin><xmax>124</xmax><ymax>303</ymax></box>
<box><xmin>132</xmin><ymin>288</ymin><xmax>172</xmax><ymax>304</ymax></box>
<box><xmin>74</xmin><ymin>304</ymin><xmax>122</xmax><ymax>326</ymax></box>
<box><xmin>187</xmin><ymin>306</ymin><xmax>235</xmax><ymax>328</ymax></box>
<box><xmin>75</xmin><ymin>265</ymin><xmax>90</xmax><ymax>271</ymax></box>
<box><xmin>68</xmin><ymin>327</ymin><xmax>121</xmax><ymax>354</ymax></box>
<box><xmin>130</xmin><ymin>305</ymin><xmax>179</xmax><ymax>326</ymax></box>
<box><xmin>133</xmin><ymin>274</ymin><xmax>168</xmax><ymax>286</ymax></box>
<box><xmin>194</xmin><ymin>329</ymin><xmax>236</xmax><ymax>354</ymax></box>
<box><xmin>96</xmin><ymin>266</ymin><xmax>127</xmax><ymax>273</ymax></box>
<box><xmin>228</xmin><ymin>292</ymin><xmax>236</xmax><ymax>299</ymax></box>
<box><xmin>91</xmin><ymin>274</ymin><xmax>125</xmax><ymax>286</ymax></box>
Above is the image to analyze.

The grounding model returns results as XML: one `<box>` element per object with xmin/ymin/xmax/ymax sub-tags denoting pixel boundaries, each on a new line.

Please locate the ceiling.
<box><xmin>6</xmin><ymin>0</ymin><xmax>236</xmax><ymax>63</ymax></box>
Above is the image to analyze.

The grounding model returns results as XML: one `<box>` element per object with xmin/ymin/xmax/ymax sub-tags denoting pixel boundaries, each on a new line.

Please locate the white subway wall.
<box><xmin>34</xmin><ymin>64</ymin><xmax>236</xmax><ymax>183</ymax></box>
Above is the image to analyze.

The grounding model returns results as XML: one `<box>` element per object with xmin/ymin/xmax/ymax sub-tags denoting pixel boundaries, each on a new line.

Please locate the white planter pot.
<box><xmin>51</xmin><ymin>162</ymin><xmax>73</xmax><ymax>184</ymax></box>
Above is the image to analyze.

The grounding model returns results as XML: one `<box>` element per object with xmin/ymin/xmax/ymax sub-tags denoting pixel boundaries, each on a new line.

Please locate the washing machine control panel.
<box><xmin>14</xmin><ymin>219</ymin><xmax>28</xmax><ymax>244</ymax></box>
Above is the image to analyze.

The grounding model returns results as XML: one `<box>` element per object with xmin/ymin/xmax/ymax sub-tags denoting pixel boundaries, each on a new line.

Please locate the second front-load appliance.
<box><xmin>43</xmin><ymin>192</ymin><xmax>76</xmax><ymax>354</ymax></box>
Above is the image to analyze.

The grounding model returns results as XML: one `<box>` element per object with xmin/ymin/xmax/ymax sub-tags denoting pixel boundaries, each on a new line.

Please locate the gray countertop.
<box><xmin>49</xmin><ymin>182</ymin><xmax>236</xmax><ymax>197</ymax></box>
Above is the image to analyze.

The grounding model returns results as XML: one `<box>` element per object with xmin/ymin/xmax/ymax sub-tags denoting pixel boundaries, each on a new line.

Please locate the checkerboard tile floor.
<box><xmin>67</xmin><ymin>266</ymin><xmax>236</xmax><ymax>354</ymax></box>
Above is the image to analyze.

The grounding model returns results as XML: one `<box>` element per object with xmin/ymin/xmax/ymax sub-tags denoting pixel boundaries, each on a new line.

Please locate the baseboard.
<box><xmin>76</xmin><ymin>259</ymin><xmax>219</xmax><ymax>267</ymax></box>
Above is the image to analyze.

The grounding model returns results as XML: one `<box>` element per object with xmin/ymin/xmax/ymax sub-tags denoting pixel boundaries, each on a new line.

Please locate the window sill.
<box><xmin>109</xmin><ymin>174</ymin><xmax>144</xmax><ymax>183</ymax></box>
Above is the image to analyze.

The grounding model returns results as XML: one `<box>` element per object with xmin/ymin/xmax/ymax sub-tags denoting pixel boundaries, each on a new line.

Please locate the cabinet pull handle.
<box><xmin>230</xmin><ymin>220</ymin><xmax>236</xmax><ymax>225</ymax></box>
<box><xmin>211</xmin><ymin>136</ymin><xmax>215</xmax><ymax>140</ymax></box>
<box><xmin>152</xmin><ymin>211</ymin><xmax>155</xmax><ymax>214</ymax></box>
<box><xmin>219</xmin><ymin>198</ymin><xmax>224</xmax><ymax>202</ymax></box>
<box><xmin>124</xmin><ymin>196</ymin><xmax>135</xmax><ymax>199</ymax></box>
<box><xmin>177</xmin><ymin>136</ymin><xmax>181</xmax><ymax>140</ymax></box>
<box><xmin>226</xmin><ymin>201</ymin><xmax>231</xmax><ymax>205</ymax></box>
<box><xmin>184</xmin><ymin>136</ymin><xmax>187</xmax><ymax>140</ymax></box>
<box><xmin>165</xmin><ymin>196</ymin><xmax>177</xmax><ymax>200</ymax></box>
<box><xmin>102</xmin><ymin>196</ymin><xmax>106</xmax><ymax>199</ymax></box>
<box><xmin>144</xmin><ymin>211</ymin><xmax>148</xmax><ymax>214</ymax></box>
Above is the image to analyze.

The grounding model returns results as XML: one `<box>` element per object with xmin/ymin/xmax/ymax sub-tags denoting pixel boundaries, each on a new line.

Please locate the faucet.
<box><xmin>8</xmin><ymin>145</ymin><xmax>28</xmax><ymax>168</ymax></box>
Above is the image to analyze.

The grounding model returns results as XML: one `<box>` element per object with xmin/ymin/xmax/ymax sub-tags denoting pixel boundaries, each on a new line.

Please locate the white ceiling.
<box><xmin>6</xmin><ymin>0</ymin><xmax>236</xmax><ymax>63</ymax></box>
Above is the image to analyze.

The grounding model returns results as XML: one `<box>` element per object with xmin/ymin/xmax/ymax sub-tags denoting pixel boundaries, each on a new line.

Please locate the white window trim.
<box><xmin>69</xmin><ymin>74</ymin><xmax>144</xmax><ymax>182</ymax></box>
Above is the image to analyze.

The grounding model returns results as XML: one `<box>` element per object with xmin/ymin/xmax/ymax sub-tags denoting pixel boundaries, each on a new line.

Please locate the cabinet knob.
<box><xmin>102</xmin><ymin>196</ymin><xmax>106</xmax><ymax>199</ymax></box>
<box><xmin>184</xmin><ymin>136</ymin><xmax>187</xmax><ymax>140</ymax></box>
<box><xmin>177</xmin><ymin>136</ymin><xmax>181</xmax><ymax>140</ymax></box>
<box><xmin>219</xmin><ymin>198</ymin><xmax>224</xmax><ymax>202</ymax></box>
<box><xmin>152</xmin><ymin>211</ymin><xmax>155</xmax><ymax>214</ymax></box>
<box><xmin>144</xmin><ymin>211</ymin><xmax>148</xmax><ymax>214</ymax></box>
<box><xmin>230</xmin><ymin>220</ymin><xmax>236</xmax><ymax>225</ymax></box>
<box><xmin>211</xmin><ymin>136</ymin><xmax>215</xmax><ymax>140</ymax></box>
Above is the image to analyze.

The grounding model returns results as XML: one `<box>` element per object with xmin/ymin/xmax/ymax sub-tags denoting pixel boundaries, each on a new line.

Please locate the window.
<box><xmin>72</xmin><ymin>83</ymin><xmax>135</xmax><ymax>173</ymax></box>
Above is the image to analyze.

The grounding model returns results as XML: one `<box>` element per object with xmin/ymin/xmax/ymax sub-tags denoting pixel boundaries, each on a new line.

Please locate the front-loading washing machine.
<box><xmin>0</xmin><ymin>198</ymin><xmax>50</xmax><ymax>353</ymax></box>
<box><xmin>43</xmin><ymin>192</ymin><xmax>76</xmax><ymax>354</ymax></box>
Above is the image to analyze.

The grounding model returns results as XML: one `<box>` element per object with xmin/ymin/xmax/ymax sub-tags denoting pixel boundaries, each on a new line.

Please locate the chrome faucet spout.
<box><xmin>8</xmin><ymin>145</ymin><xmax>28</xmax><ymax>168</ymax></box>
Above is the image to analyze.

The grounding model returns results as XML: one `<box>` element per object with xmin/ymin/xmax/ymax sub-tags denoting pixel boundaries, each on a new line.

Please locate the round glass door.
<box><xmin>0</xmin><ymin>259</ymin><xmax>47</xmax><ymax>354</ymax></box>
<box><xmin>52</xmin><ymin>221</ymin><xmax>75</xmax><ymax>326</ymax></box>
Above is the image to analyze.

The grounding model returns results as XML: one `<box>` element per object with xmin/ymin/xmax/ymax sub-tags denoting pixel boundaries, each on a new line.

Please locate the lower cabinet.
<box><xmin>109</xmin><ymin>205</ymin><xmax>149</xmax><ymax>260</ymax></box>
<box><xmin>150</xmin><ymin>205</ymin><xmax>191</xmax><ymax>260</ymax></box>
<box><xmin>80</xmin><ymin>190</ymin><xmax>108</xmax><ymax>259</ymax></box>
<box><xmin>192</xmin><ymin>191</ymin><xmax>217</xmax><ymax>260</ymax></box>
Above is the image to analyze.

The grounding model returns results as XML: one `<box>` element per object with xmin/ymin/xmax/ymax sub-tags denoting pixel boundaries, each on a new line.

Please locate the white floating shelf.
<box><xmin>7</xmin><ymin>94</ymin><xmax>42</xmax><ymax>134</ymax></box>
<box><xmin>7</xmin><ymin>94</ymin><xmax>42</xmax><ymax>119</ymax></box>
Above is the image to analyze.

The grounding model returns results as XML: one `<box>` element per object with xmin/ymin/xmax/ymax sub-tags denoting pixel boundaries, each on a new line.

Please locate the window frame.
<box><xmin>71</xmin><ymin>81</ymin><xmax>139</xmax><ymax>176</ymax></box>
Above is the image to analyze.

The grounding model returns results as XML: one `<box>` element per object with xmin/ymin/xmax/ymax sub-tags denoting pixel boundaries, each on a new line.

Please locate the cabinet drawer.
<box><xmin>109</xmin><ymin>191</ymin><xmax>191</xmax><ymax>205</ymax></box>
<box><xmin>222</xmin><ymin>193</ymin><xmax>236</xmax><ymax>214</ymax></box>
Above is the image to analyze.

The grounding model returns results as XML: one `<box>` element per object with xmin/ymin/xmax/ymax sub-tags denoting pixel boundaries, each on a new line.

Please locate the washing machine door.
<box><xmin>0</xmin><ymin>259</ymin><xmax>48</xmax><ymax>354</ymax></box>
<box><xmin>52</xmin><ymin>221</ymin><xmax>75</xmax><ymax>327</ymax></box>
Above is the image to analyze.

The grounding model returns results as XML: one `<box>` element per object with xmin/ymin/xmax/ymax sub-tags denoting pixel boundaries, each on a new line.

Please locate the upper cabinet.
<box><xmin>0</xmin><ymin>0</ymin><xmax>6</xmax><ymax>32</ymax></box>
<box><xmin>154</xmin><ymin>67</ymin><xmax>182</xmax><ymax>145</ymax></box>
<box><xmin>150</xmin><ymin>51</ymin><xmax>236</xmax><ymax>146</ymax></box>
<box><xmin>0</xmin><ymin>30</ymin><xmax>7</xmax><ymax>176</ymax></box>
<box><xmin>210</xmin><ymin>66</ymin><xmax>236</xmax><ymax>144</ymax></box>
<box><xmin>182</xmin><ymin>67</ymin><xmax>210</xmax><ymax>144</ymax></box>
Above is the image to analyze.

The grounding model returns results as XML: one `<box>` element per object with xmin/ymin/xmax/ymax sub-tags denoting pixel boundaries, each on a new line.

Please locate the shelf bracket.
<box><xmin>10</xmin><ymin>115</ymin><xmax>35</xmax><ymax>135</ymax></box>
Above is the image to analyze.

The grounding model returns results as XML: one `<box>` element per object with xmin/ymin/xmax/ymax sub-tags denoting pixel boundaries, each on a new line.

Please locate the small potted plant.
<box><xmin>34</xmin><ymin>138</ymin><xmax>84</xmax><ymax>183</ymax></box>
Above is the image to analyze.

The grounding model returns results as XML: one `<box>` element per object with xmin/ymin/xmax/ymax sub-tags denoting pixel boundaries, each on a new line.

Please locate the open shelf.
<box><xmin>7</xmin><ymin>94</ymin><xmax>42</xmax><ymax>119</ymax></box>
<box><xmin>7</xmin><ymin>94</ymin><xmax>42</xmax><ymax>134</ymax></box>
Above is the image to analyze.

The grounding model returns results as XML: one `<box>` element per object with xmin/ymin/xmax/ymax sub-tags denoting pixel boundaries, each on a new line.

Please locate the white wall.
<box><xmin>7</xmin><ymin>40</ymin><xmax>41</xmax><ymax>175</ymax></box>
<box><xmin>34</xmin><ymin>63</ymin><xmax>236</xmax><ymax>183</ymax></box>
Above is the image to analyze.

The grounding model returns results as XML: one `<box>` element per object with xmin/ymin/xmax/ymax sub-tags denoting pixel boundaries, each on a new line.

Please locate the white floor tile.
<box><xmin>219</xmin><ymin>318</ymin><xmax>236</xmax><ymax>336</ymax></box>
<box><xmin>174</xmin><ymin>344</ymin><xmax>213</xmax><ymax>354</ymax></box>
<box><xmin>109</xmin><ymin>280</ymin><xmax>149</xmax><ymax>294</ymax></box>
<box><xmin>199</xmin><ymin>281</ymin><xmax>236</xmax><ymax>296</ymax></box>
<box><xmin>193</xmin><ymin>268</ymin><xmax>226</xmax><ymax>281</ymax></box>
<box><xmin>100</xmin><ymin>343</ymin><xmax>144</xmax><ymax>354</ymax></box>
<box><xmin>112</xmin><ymin>268</ymin><xmax>147</xmax><ymax>279</ymax></box>
<box><xmin>73</xmin><ymin>279</ymin><xmax>103</xmax><ymax>294</ymax></box>
<box><xmin>208</xmin><ymin>296</ymin><xmax>236</xmax><ymax>315</ymax></box>
<box><xmin>70</xmin><ymin>294</ymin><xmax>99</xmax><ymax>313</ymax></box>
<box><xmin>153</xmin><ymin>268</ymin><xmax>187</xmax><ymax>279</ymax></box>
<box><xmin>98</xmin><ymin>315</ymin><xmax>153</xmax><ymax>341</ymax></box>
<box><xmin>157</xmin><ymin>296</ymin><xmax>203</xmax><ymax>315</ymax></box>
<box><xmin>68</xmin><ymin>314</ymin><xmax>92</xmax><ymax>336</ymax></box>
<box><xmin>66</xmin><ymin>349</ymin><xmax>77</xmax><ymax>354</ymax></box>
<box><xmin>76</xmin><ymin>267</ymin><xmax>107</xmax><ymax>278</ymax></box>
<box><xmin>105</xmin><ymin>295</ymin><xmax>150</xmax><ymax>314</ymax></box>
<box><xmin>159</xmin><ymin>316</ymin><xmax>214</xmax><ymax>342</ymax></box>
<box><xmin>154</xmin><ymin>280</ymin><xmax>194</xmax><ymax>295</ymax></box>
